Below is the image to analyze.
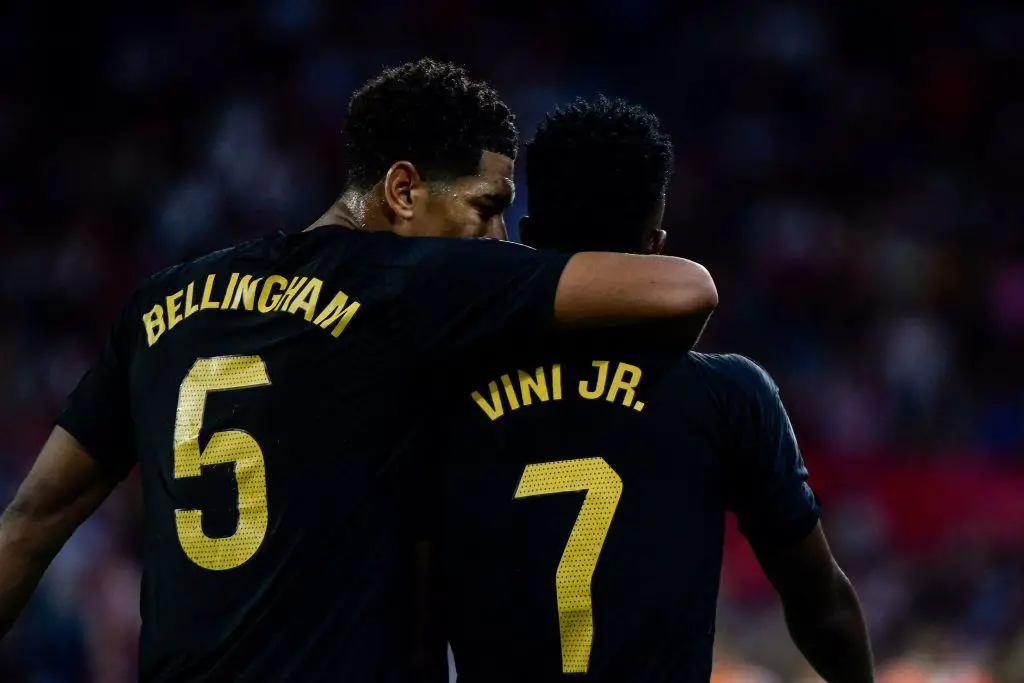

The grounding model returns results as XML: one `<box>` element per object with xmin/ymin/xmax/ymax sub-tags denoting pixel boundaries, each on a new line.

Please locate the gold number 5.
<box><xmin>514</xmin><ymin>457</ymin><xmax>623</xmax><ymax>674</ymax></box>
<box><xmin>173</xmin><ymin>355</ymin><xmax>271</xmax><ymax>571</ymax></box>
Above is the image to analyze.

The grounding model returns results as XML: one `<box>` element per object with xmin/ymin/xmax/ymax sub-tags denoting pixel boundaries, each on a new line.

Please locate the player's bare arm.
<box><xmin>0</xmin><ymin>426</ymin><xmax>120</xmax><ymax>637</ymax></box>
<box><xmin>754</xmin><ymin>523</ymin><xmax>874</xmax><ymax>683</ymax></box>
<box><xmin>554</xmin><ymin>252</ymin><xmax>717</xmax><ymax>343</ymax></box>
<box><xmin>723</xmin><ymin>354</ymin><xmax>873</xmax><ymax>683</ymax></box>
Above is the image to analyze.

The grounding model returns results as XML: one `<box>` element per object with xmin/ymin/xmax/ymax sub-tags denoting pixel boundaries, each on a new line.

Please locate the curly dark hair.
<box><xmin>343</xmin><ymin>58</ymin><xmax>519</xmax><ymax>190</ymax></box>
<box><xmin>525</xmin><ymin>96</ymin><xmax>674</xmax><ymax>252</ymax></box>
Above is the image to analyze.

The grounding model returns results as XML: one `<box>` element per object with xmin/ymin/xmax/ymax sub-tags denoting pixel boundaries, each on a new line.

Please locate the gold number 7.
<box><xmin>514</xmin><ymin>457</ymin><xmax>623</xmax><ymax>674</ymax></box>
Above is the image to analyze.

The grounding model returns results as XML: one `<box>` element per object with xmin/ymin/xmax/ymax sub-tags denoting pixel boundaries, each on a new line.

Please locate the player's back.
<box><xmin>439</xmin><ymin>338</ymin><xmax>819</xmax><ymax>683</ymax></box>
<box><xmin>56</xmin><ymin>226</ymin><xmax>571</xmax><ymax>682</ymax></box>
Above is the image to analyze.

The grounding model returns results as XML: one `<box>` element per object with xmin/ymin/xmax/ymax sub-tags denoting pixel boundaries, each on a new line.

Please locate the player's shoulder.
<box><xmin>386</xmin><ymin>235</ymin><xmax>544</xmax><ymax>269</ymax></box>
<box><xmin>121</xmin><ymin>235</ymin><xmax>292</xmax><ymax>322</ymax></box>
<box><xmin>682</xmin><ymin>353</ymin><xmax>787</xmax><ymax>440</ymax></box>
<box><xmin>136</xmin><ymin>243</ymin><xmax>243</xmax><ymax>295</ymax></box>
<box><xmin>685</xmin><ymin>352</ymin><xmax>780</xmax><ymax>401</ymax></box>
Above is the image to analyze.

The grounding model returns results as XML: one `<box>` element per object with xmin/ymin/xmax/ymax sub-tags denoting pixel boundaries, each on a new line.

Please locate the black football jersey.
<box><xmin>438</xmin><ymin>339</ymin><xmax>820</xmax><ymax>683</ymax></box>
<box><xmin>55</xmin><ymin>226</ymin><xmax>570</xmax><ymax>683</ymax></box>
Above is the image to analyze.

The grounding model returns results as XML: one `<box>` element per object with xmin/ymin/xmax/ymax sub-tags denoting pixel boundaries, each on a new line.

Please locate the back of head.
<box><xmin>344</xmin><ymin>58</ymin><xmax>519</xmax><ymax>191</ymax></box>
<box><xmin>524</xmin><ymin>96</ymin><xmax>674</xmax><ymax>252</ymax></box>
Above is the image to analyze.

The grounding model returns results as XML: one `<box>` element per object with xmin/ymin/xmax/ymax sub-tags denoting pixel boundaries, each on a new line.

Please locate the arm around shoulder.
<box><xmin>552</xmin><ymin>252</ymin><xmax>718</xmax><ymax>346</ymax></box>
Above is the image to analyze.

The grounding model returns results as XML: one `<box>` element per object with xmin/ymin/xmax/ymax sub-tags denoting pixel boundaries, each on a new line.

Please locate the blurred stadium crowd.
<box><xmin>2</xmin><ymin>1</ymin><xmax>1022</xmax><ymax>681</ymax></box>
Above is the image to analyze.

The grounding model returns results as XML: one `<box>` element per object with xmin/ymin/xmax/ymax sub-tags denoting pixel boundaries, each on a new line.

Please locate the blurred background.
<box><xmin>2</xmin><ymin>1</ymin><xmax>1023</xmax><ymax>681</ymax></box>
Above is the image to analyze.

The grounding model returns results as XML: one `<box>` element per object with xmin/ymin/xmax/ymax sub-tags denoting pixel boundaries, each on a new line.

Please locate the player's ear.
<box><xmin>644</xmin><ymin>229</ymin><xmax>667</xmax><ymax>255</ymax></box>
<box><xmin>518</xmin><ymin>216</ymin><xmax>536</xmax><ymax>247</ymax></box>
<box><xmin>383</xmin><ymin>161</ymin><xmax>421</xmax><ymax>221</ymax></box>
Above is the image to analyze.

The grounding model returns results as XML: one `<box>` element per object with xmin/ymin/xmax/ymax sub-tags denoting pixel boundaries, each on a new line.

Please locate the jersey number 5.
<box><xmin>173</xmin><ymin>355</ymin><xmax>271</xmax><ymax>571</ymax></box>
<box><xmin>514</xmin><ymin>457</ymin><xmax>623</xmax><ymax>674</ymax></box>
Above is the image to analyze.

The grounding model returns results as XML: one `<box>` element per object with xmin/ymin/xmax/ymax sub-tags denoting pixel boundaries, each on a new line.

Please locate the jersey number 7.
<box><xmin>172</xmin><ymin>355</ymin><xmax>271</xmax><ymax>571</ymax></box>
<box><xmin>514</xmin><ymin>457</ymin><xmax>623</xmax><ymax>674</ymax></box>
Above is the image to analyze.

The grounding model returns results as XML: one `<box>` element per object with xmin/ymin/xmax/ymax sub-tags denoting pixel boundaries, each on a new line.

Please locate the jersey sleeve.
<box><xmin>54</xmin><ymin>303</ymin><xmax>138</xmax><ymax>477</ymax></box>
<box><xmin>401</xmin><ymin>237</ymin><xmax>571</xmax><ymax>363</ymax></box>
<box><xmin>718</xmin><ymin>355</ymin><xmax>820</xmax><ymax>549</ymax></box>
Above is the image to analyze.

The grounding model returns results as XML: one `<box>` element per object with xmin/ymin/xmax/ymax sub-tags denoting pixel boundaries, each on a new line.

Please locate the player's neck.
<box><xmin>307</xmin><ymin>189</ymin><xmax>395</xmax><ymax>234</ymax></box>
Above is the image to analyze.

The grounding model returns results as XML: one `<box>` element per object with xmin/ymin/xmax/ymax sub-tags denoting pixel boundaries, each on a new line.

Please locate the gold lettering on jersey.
<box><xmin>184</xmin><ymin>282</ymin><xmax>200</xmax><ymax>319</ymax></box>
<box><xmin>518</xmin><ymin>367</ymin><xmax>549</xmax><ymax>406</ymax></box>
<box><xmin>201</xmin><ymin>274</ymin><xmax>220</xmax><ymax>310</ymax></box>
<box><xmin>231</xmin><ymin>275</ymin><xmax>261</xmax><ymax>311</ymax></box>
<box><xmin>313</xmin><ymin>291</ymin><xmax>361</xmax><ymax>337</ymax></box>
<box><xmin>501</xmin><ymin>374</ymin><xmax>521</xmax><ymax>410</ymax></box>
<box><xmin>166</xmin><ymin>290</ymin><xmax>184</xmax><ymax>329</ymax></box>
<box><xmin>220</xmin><ymin>273</ymin><xmax>239</xmax><ymax>309</ymax></box>
<box><xmin>277</xmin><ymin>276</ymin><xmax>307</xmax><ymax>312</ymax></box>
<box><xmin>606</xmin><ymin>363</ymin><xmax>642</xmax><ymax>408</ymax></box>
<box><xmin>257</xmin><ymin>275</ymin><xmax>288</xmax><ymax>313</ymax></box>
<box><xmin>289</xmin><ymin>278</ymin><xmax>322</xmax><ymax>321</ymax></box>
<box><xmin>578</xmin><ymin>361</ymin><xmax>609</xmax><ymax>399</ymax></box>
<box><xmin>470</xmin><ymin>361</ymin><xmax>644</xmax><ymax>420</ymax></box>
<box><xmin>471</xmin><ymin>382</ymin><xmax>505</xmax><ymax>421</ymax></box>
<box><xmin>141</xmin><ymin>272</ymin><xmax>362</xmax><ymax>347</ymax></box>
<box><xmin>143</xmin><ymin>304</ymin><xmax>167</xmax><ymax>345</ymax></box>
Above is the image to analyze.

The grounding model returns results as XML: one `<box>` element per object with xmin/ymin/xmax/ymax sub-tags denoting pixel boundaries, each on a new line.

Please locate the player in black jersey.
<box><xmin>434</xmin><ymin>98</ymin><xmax>873</xmax><ymax>683</ymax></box>
<box><xmin>0</xmin><ymin>66</ymin><xmax>719</xmax><ymax>682</ymax></box>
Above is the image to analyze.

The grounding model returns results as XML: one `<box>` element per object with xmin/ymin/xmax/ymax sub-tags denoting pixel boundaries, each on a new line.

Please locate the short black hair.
<box><xmin>343</xmin><ymin>58</ymin><xmax>519</xmax><ymax>190</ymax></box>
<box><xmin>525</xmin><ymin>96</ymin><xmax>674</xmax><ymax>252</ymax></box>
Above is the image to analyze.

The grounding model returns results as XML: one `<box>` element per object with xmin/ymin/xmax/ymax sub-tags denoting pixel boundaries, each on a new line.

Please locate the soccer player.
<box><xmin>435</xmin><ymin>98</ymin><xmax>873</xmax><ymax>682</ymax></box>
<box><xmin>0</xmin><ymin>65</ymin><xmax>719</xmax><ymax>682</ymax></box>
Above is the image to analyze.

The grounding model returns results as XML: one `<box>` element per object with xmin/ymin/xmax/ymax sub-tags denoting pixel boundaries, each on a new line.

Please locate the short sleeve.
<box><xmin>54</xmin><ymin>305</ymin><xmax>138</xmax><ymax>477</ymax></box>
<box><xmin>719</xmin><ymin>355</ymin><xmax>820</xmax><ymax>549</ymax></box>
<box><xmin>401</xmin><ymin>237</ymin><xmax>571</xmax><ymax>363</ymax></box>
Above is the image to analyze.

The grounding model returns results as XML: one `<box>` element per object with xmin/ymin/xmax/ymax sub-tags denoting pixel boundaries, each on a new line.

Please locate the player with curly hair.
<box><xmin>0</xmin><ymin>64</ymin><xmax>717</xmax><ymax>681</ymax></box>
<box><xmin>522</xmin><ymin>96</ymin><xmax>676</xmax><ymax>254</ymax></box>
<box><xmin>434</xmin><ymin>98</ymin><xmax>872</xmax><ymax>683</ymax></box>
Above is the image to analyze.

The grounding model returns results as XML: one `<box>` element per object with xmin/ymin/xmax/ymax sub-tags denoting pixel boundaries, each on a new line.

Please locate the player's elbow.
<box><xmin>664</xmin><ymin>259</ymin><xmax>718</xmax><ymax>315</ymax></box>
<box><xmin>781</xmin><ymin>564</ymin><xmax>861</xmax><ymax>626</ymax></box>
<box><xmin>2</xmin><ymin>492</ymin><xmax>43</xmax><ymax>528</ymax></box>
<box><xmin>784</xmin><ymin>580</ymin><xmax>869</xmax><ymax>652</ymax></box>
<box><xmin>633</xmin><ymin>259</ymin><xmax>717</xmax><ymax>350</ymax></box>
<box><xmin>0</xmin><ymin>503</ymin><xmax>70</xmax><ymax>562</ymax></box>
<box><xmin>0</xmin><ymin>502</ymin><xmax>42</xmax><ymax>553</ymax></box>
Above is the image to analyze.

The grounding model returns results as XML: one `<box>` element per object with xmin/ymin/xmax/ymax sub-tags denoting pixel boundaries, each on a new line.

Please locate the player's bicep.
<box><xmin>4</xmin><ymin>427</ymin><xmax>120</xmax><ymax>549</ymax></box>
<box><xmin>408</xmin><ymin>240</ymin><xmax>718</xmax><ymax>360</ymax></box>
